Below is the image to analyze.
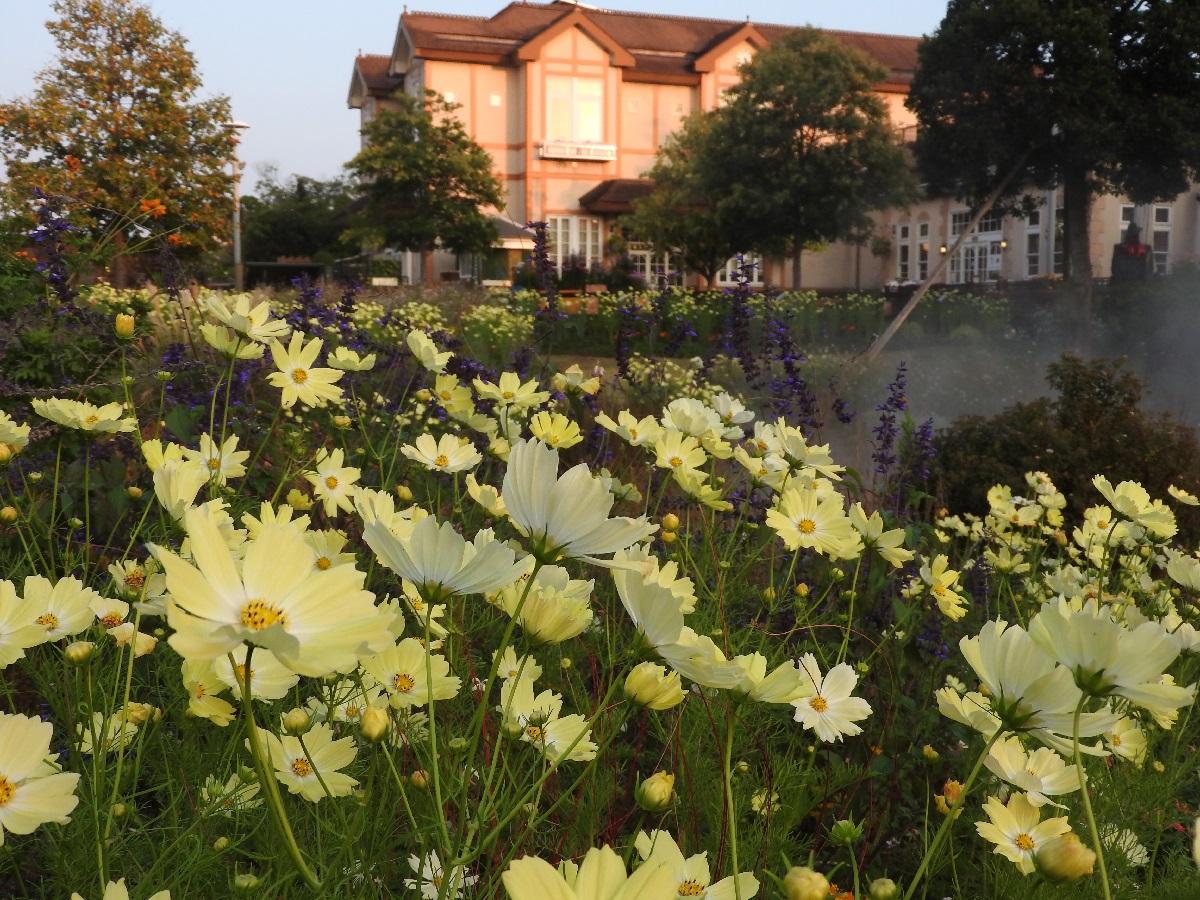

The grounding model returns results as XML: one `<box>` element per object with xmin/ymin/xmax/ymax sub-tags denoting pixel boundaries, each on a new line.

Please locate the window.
<box><xmin>952</xmin><ymin>210</ymin><xmax>1003</xmax><ymax>236</ymax></box>
<box><xmin>1120</xmin><ymin>204</ymin><xmax>1135</xmax><ymax>226</ymax></box>
<box><xmin>948</xmin><ymin>210</ymin><xmax>1004</xmax><ymax>284</ymax></box>
<box><xmin>1053</xmin><ymin>207</ymin><xmax>1064</xmax><ymax>275</ymax></box>
<box><xmin>1152</xmin><ymin>204</ymin><xmax>1171</xmax><ymax>274</ymax></box>
<box><xmin>546</xmin><ymin>76</ymin><xmax>603</xmax><ymax>143</ymax></box>
<box><xmin>717</xmin><ymin>254</ymin><xmax>763</xmax><ymax>286</ymax></box>
<box><xmin>628</xmin><ymin>243</ymin><xmax>679</xmax><ymax>287</ymax></box>
<box><xmin>918</xmin><ymin>223</ymin><xmax>929</xmax><ymax>280</ymax></box>
<box><xmin>546</xmin><ymin>216</ymin><xmax>604</xmax><ymax>272</ymax></box>
<box><xmin>896</xmin><ymin>224</ymin><xmax>910</xmax><ymax>281</ymax></box>
<box><xmin>1025</xmin><ymin>210</ymin><xmax>1040</xmax><ymax>277</ymax></box>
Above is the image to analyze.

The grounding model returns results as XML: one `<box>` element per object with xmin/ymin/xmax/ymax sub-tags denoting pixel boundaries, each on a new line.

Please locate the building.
<box><xmin>348</xmin><ymin>1</ymin><xmax>1200</xmax><ymax>289</ymax></box>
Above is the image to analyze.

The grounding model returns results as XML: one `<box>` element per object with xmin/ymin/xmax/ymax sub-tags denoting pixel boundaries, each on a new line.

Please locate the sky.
<box><xmin>0</xmin><ymin>1</ymin><xmax>949</xmax><ymax>190</ymax></box>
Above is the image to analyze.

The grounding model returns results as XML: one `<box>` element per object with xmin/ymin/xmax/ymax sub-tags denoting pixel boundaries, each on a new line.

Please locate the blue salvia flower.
<box><xmin>871</xmin><ymin>362</ymin><xmax>908</xmax><ymax>475</ymax></box>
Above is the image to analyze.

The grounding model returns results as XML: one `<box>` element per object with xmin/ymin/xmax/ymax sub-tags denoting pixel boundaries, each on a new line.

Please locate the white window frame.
<box><xmin>1025</xmin><ymin>209</ymin><xmax>1041</xmax><ymax>278</ymax></box>
<box><xmin>1152</xmin><ymin>204</ymin><xmax>1171</xmax><ymax>275</ymax></box>
<box><xmin>716</xmin><ymin>254</ymin><xmax>763</xmax><ymax>286</ymax></box>
<box><xmin>547</xmin><ymin>215</ymin><xmax>604</xmax><ymax>273</ymax></box>
<box><xmin>896</xmin><ymin>223</ymin><xmax>911</xmax><ymax>281</ymax></box>
<box><xmin>917</xmin><ymin>222</ymin><xmax>930</xmax><ymax>281</ymax></box>
<box><xmin>948</xmin><ymin>209</ymin><xmax>1003</xmax><ymax>284</ymax></box>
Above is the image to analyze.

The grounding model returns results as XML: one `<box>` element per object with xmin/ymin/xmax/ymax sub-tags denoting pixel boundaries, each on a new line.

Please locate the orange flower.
<box><xmin>139</xmin><ymin>198</ymin><xmax>167</xmax><ymax>218</ymax></box>
<box><xmin>166</xmin><ymin>233</ymin><xmax>185</xmax><ymax>246</ymax></box>
<box><xmin>64</xmin><ymin>154</ymin><xmax>82</xmax><ymax>173</ymax></box>
<box><xmin>14</xmin><ymin>249</ymin><xmax>36</xmax><ymax>263</ymax></box>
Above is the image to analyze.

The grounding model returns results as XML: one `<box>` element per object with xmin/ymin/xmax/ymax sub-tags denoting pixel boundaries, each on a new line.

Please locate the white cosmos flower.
<box><xmin>791</xmin><ymin>653</ymin><xmax>872</xmax><ymax>742</ymax></box>
<box><xmin>501</xmin><ymin>439</ymin><xmax>656</xmax><ymax>563</ymax></box>
<box><xmin>363</xmin><ymin>514</ymin><xmax>526</xmax><ymax>600</ymax></box>
<box><xmin>401</xmin><ymin>433</ymin><xmax>482</xmax><ymax>474</ymax></box>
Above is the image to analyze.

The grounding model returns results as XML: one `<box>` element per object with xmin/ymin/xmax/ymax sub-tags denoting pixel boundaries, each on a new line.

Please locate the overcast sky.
<box><xmin>1</xmin><ymin>1</ymin><xmax>949</xmax><ymax>189</ymax></box>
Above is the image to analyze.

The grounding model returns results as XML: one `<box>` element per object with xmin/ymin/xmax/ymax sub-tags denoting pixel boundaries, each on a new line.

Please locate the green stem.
<box><xmin>1073</xmin><ymin>696</ymin><xmax>1112</xmax><ymax>900</ymax></box>
<box><xmin>901</xmin><ymin>727</ymin><xmax>1004</xmax><ymax>900</ymax></box>
<box><xmin>723</xmin><ymin>706</ymin><xmax>743</xmax><ymax>898</ymax></box>
<box><xmin>234</xmin><ymin>646</ymin><xmax>322</xmax><ymax>890</ymax></box>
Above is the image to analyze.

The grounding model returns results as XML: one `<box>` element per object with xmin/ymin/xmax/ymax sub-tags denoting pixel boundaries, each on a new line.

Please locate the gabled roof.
<box><xmin>579</xmin><ymin>178</ymin><xmax>654</xmax><ymax>213</ymax></box>
<box><xmin>392</xmin><ymin>2</ymin><xmax>920</xmax><ymax>86</ymax></box>
<box><xmin>347</xmin><ymin>54</ymin><xmax>403</xmax><ymax>108</ymax></box>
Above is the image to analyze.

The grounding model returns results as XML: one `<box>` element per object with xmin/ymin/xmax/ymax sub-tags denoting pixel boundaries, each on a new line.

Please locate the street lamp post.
<box><xmin>225</xmin><ymin>121</ymin><xmax>250</xmax><ymax>291</ymax></box>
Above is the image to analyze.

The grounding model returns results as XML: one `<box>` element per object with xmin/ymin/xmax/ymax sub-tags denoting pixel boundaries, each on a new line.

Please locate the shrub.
<box><xmin>936</xmin><ymin>353</ymin><xmax>1200</xmax><ymax>538</ymax></box>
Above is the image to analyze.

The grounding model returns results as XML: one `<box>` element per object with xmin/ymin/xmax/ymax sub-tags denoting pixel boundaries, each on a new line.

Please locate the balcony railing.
<box><xmin>538</xmin><ymin>141</ymin><xmax>617</xmax><ymax>161</ymax></box>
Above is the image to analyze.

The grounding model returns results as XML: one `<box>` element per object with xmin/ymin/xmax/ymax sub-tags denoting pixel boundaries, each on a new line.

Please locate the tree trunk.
<box><xmin>421</xmin><ymin>247</ymin><xmax>435</xmax><ymax>288</ymax></box>
<box><xmin>1061</xmin><ymin>166</ymin><xmax>1094</xmax><ymax>319</ymax></box>
<box><xmin>791</xmin><ymin>235</ymin><xmax>803</xmax><ymax>290</ymax></box>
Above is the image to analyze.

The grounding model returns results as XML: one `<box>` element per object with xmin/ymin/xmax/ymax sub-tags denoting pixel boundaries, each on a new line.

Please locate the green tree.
<box><xmin>625</xmin><ymin>113</ymin><xmax>745</xmax><ymax>286</ymax></box>
<box><xmin>0</xmin><ymin>0</ymin><xmax>236</xmax><ymax>284</ymax></box>
<box><xmin>712</xmin><ymin>29</ymin><xmax>916</xmax><ymax>288</ymax></box>
<box><xmin>908</xmin><ymin>0</ymin><xmax>1200</xmax><ymax>294</ymax></box>
<box><xmin>346</xmin><ymin>90</ymin><xmax>503</xmax><ymax>286</ymax></box>
<box><xmin>241</xmin><ymin>168</ymin><xmax>356</xmax><ymax>264</ymax></box>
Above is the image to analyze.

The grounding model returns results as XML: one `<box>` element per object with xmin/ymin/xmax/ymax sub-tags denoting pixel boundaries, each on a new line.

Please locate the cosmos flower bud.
<box><xmin>110</xmin><ymin>802</ymin><xmax>127</xmax><ymax>817</ymax></box>
<box><xmin>282</xmin><ymin>708</ymin><xmax>312</xmax><ymax>736</ymax></box>
<box><xmin>395</xmin><ymin>484</ymin><xmax>414</xmax><ymax>502</ymax></box>
<box><xmin>1034</xmin><ymin>832</ymin><xmax>1096</xmax><ymax>882</ymax></box>
<box><xmin>332</xmin><ymin>415</ymin><xmax>351</xmax><ymax>428</ymax></box>
<box><xmin>829</xmin><ymin>817</ymin><xmax>863</xmax><ymax>846</ymax></box>
<box><xmin>360</xmin><ymin>706</ymin><xmax>389</xmax><ymax>743</ymax></box>
<box><xmin>64</xmin><ymin>641</ymin><xmax>95</xmax><ymax>665</ymax></box>
<box><xmin>0</xmin><ymin>506</ymin><xmax>17</xmax><ymax>524</ymax></box>
<box><xmin>114</xmin><ymin>313</ymin><xmax>136</xmax><ymax>339</ymax></box>
<box><xmin>661</xmin><ymin>531</ymin><xmax>677</xmax><ymax>544</ymax></box>
<box><xmin>410</xmin><ymin>769</ymin><xmax>429</xmax><ymax>790</ymax></box>
<box><xmin>868</xmin><ymin>877</ymin><xmax>899</xmax><ymax>900</ymax></box>
<box><xmin>624</xmin><ymin>662</ymin><xmax>684</xmax><ymax>710</ymax></box>
<box><xmin>213</xmin><ymin>836</ymin><xmax>230</xmax><ymax>851</ymax></box>
<box><xmin>783</xmin><ymin>866</ymin><xmax>829</xmax><ymax>900</ymax></box>
<box><xmin>233</xmin><ymin>873</ymin><xmax>260</xmax><ymax>892</ymax></box>
<box><xmin>126</xmin><ymin>486</ymin><xmax>143</xmax><ymax>500</ymax></box>
<box><xmin>662</xmin><ymin>513</ymin><xmax>680</xmax><ymax>531</ymax></box>
<box><xmin>0</xmin><ymin>444</ymin><xmax>11</xmax><ymax>464</ymax></box>
<box><xmin>635</xmin><ymin>771</ymin><xmax>676</xmax><ymax>812</ymax></box>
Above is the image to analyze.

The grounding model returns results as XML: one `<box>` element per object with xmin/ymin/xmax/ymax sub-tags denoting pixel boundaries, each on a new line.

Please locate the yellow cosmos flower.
<box><xmin>260</xmin><ymin>722</ymin><xmax>357</xmax><ymax>802</ymax></box>
<box><xmin>266</xmin><ymin>333</ymin><xmax>344</xmax><ymax>409</ymax></box>
<box><xmin>152</xmin><ymin>504</ymin><xmax>389</xmax><ymax>677</ymax></box>
<box><xmin>199</xmin><ymin>323</ymin><xmax>265</xmax><ymax>360</ymax></box>
<box><xmin>364</xmin><ymin>638</ymin><xmax>461</xmax><ymax>710</ymax></box>
<box><xmin>204</xmin><ymin>292</ymin><xmax>289</xmax><ymax>344</ymax></box>
<box><xmin>0</xmin><ymin>713</ymin><xmax>80</xmax><ymax>845</ymax></box>
<box><xmin>326</xmin><ymin>346</ymin><xmax>376</xmax><ymax>371</ymax></box>
<box><xmin>304</xmin><ymin>447</ymin><xmax>360</xmax><ymax>517</ymax></box>
<box><xmin>401</xmin><ymin>433</ymin><xmax>482</xmax><ymax>474</ymax></box>
<box><xmin>502</xmin><ymin>844</ymin><xmax>677</xmax><ymax>900</ymax></box>
<box><xmin>529</xmin><ymin>412</ymin><xmax>583</xmax><ymax>449</ymax></box>
<box><xmin>766</xmin><ymin>484</ymin><xmax>858</xmax><ymax>558</ymax></box>
<box><xmin>31</xmin><ymin>398</ymin><xmax>136</xmax><ymax>434</ymax></box>
<box><xmin>407</xmin><ymin>330</ymin><xmax>452</xmax><ymax>373</ymax></box>
<box><xmin>0</xmin><ymin>411</ymin><xmax>30</xmax><ymax>453</ymax></box>
<box><xmin>975</xmin><ymin>793</ymin><xmax>1071</xmax><ymax>875</ymax></box>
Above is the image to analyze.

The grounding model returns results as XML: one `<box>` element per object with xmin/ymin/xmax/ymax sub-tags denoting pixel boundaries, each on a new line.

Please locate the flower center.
<box><xmin>85</xmin><ymin>414</ymin><xmax>99</xmax><ymax>425</ymax></box>
<box><xmin>240</xmin><ymin>599</ymin><xmax>285</xmax><ymax>631</ymax></box>
<box><xmin>524</xmin><ymin>725</ymin><xmax>543</xmax><ymax>741</ymax></box>
<box><xmin>36</xmin><ymin>612</ymin><xmax>59</xmax><ymax>630</ymax></box>
<box><xmin>345</xmin><ymin>704</ymin><xmax>360</xmax><ymax>719</ymax></box>
<box><xmin>932</xmin><ymin>585</ymin><xmax>946</xmax><ymax>597</ymax></box>
<box><xmin>194</xmin><ymin>683</ymin><xmax>206</xmax><ymax>698</ymax></box>
<box><xmin>233</xmin><ymin>664</ymin><xmax>252</xmax><ymax>687</ymax></box>
<box><xmin>669</xmin><ymin>456</ymin><xmax>683</xmax><ymax>468</ymax></box>
<box><xmin>434</xmin><ymin>454</ymin><xmax>449</xmax><ymax>468</ymax></box>
<box><xmin>325</xmin><ymin>475</ymin><xmax>339</xmax><ymax>489</ymax></box>
<box><xmin>678</xmin><ymin>880</ymin><xmax>706</xmax><ymax>896</ymax></box>
<box><xmin>0</xmin><ymin>776</ymin><xmax>14</xmax><ymax>806</ymax></box>
<box><xmin>315</xmin><ymin>556</ymin><xmax>331</xmax><ymax>570</ymax></box>
<box><xmin>439</xmin><ymin>391</ymin><xmax>451</xmax><ymax>401</ymax></box>
<box><xmin>798</xmin><ymin>518</ymin><xmax>817</xmax><ymax>534</ymax></box>
<box><xmin>124</xmin><ymin>568</ymin><xmax>145</xmax><ymax>589</ymax></box>
<box><xmin>291</xmin><ymin>368</ymin><xmax>308</xmax><ymax>383</ymax></box>
<box><xmin>1111</xmin><ymin>733</ymin><xmax>1122</xmax><ymax>746</ymax></box>
<box><xmin>101</xmin><ymin>613</ymin><xmax>124</xmax><ymax>629</ymax></box>
<box><xmin>291</xmin><ymin>757</ymin><xmax>312</xmax><ymax>777</ymax></box>
<box><xmin>809</xmin><ymin>695</ymin><xmax>828</xmax><ymax>712</ymax></box>
<box><xmin>393</xmin><ymin>673</ymin><xmax>415</xmax><ymax>693</ymax></box>
<box><xmin>501</xmin><ymin>390</ymin><xmax>514</xmax><ymax>400</ymax></box>
<box><xmin>207</xmin><ymin>458</ymin><xmax>221</xmax><ymax>471</ymax></box>
<box><xmin>1015</xmin><ymin>833</ymin><xmax>1035</xmax><ymax>852</ymax></box>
